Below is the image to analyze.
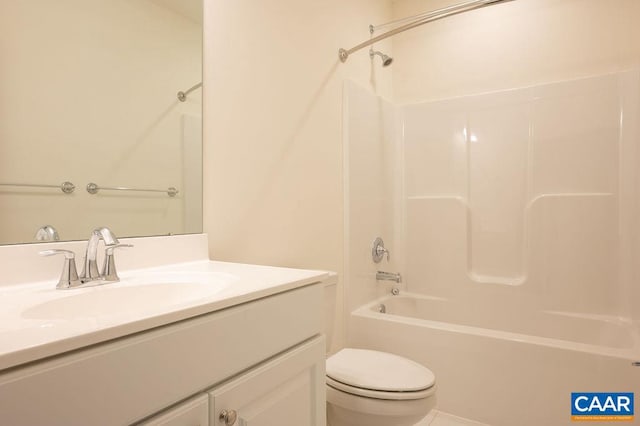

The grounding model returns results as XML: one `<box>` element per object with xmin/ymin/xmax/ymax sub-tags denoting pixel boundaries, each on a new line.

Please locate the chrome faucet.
<box><xmin>40</xmin><ymin>227</ymin><xmax>132</xmax><ymax>289</ymax></box>
<box><xmin>80</xmin><ymin>227</ymin><xmax>119</xmax><ymax>282</ymax></box>
<box><xmin>376</xmin><ymin>271</ymin><xmax>402</xmax><ymax>283</ymax></box>
<box><xmin>34</xmin><ymin>225</ymin><xmax>60</xmax><ymax>242</ymax></box>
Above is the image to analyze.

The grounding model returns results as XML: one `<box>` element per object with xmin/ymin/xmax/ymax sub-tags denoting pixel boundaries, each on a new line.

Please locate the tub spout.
<box><xmin>376</xmin><ymin>271</ymin><xmax>402</xmax><ymax>283</ymax></box>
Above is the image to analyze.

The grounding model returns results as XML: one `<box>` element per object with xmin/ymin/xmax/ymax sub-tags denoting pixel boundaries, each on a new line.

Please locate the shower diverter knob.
<box><xmin>372</xmin><ymin>237</ymin><xmax>390</xmax><ymax>263</ymax></box>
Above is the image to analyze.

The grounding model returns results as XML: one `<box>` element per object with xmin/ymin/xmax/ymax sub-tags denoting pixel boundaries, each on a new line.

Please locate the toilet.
<box><xmin>325</xmin><ymin>348</ymin><xmax>436</xmax><ymax>426</ymax></box>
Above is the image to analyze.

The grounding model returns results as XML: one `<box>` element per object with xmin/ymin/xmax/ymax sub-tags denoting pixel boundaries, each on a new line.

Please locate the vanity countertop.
<box><xmin>0</xmin><ymin>259</ymin><xmax>332</xmax><ymax>371</ymax></box>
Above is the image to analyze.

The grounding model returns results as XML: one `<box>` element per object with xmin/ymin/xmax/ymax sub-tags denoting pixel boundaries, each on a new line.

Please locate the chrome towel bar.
<box><xmin>0</xmin><ymin>181</ymin><xmax>75</xmax><ymax>194</ymax></box>
<box><xmin>86</xmin><ymin>182</ymin><xmax>178</xmax><ymax>197</ymax></box>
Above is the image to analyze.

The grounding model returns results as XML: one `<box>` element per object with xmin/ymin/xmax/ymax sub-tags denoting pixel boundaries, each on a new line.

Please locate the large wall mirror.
<box><xmin>0</xmin><ymin>0</ymin><xmax>203</xmax><ymax>245</ymax></box>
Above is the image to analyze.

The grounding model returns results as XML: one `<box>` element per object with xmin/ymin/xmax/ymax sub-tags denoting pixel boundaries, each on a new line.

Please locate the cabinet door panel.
<box><xmin>210</xmin><ymin>337</ymin><xmax>325</xmax><ymax>426</ymax></box>
<box><xmin>240</xmin><ymin>369</ymin><xmax>311</xmax><ymax>426</ymax></box>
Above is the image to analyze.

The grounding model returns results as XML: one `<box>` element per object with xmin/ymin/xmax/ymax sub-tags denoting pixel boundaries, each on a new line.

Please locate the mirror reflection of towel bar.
<box><xmin>86</xmin><ymin>183</ymin><xmax>178</xmax><ymax>197</ymax></box>
<box><xmin>0</xmin><ymin>181</ymin><xmax>75</xmax><ymax>194</ymax></box>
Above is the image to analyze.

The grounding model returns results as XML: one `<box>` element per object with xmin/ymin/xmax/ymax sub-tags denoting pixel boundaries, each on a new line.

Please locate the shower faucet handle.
<box><xmin>372</xmin><ymin>237</ymin><xmax>390</xmax><ymax>263</ymax></box>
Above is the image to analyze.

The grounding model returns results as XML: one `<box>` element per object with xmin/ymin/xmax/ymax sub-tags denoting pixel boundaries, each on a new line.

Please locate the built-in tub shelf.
<box><xmin>407</xmin><ymin>192</ymin><xmax>615</xmax><ymax>286</ymax></box>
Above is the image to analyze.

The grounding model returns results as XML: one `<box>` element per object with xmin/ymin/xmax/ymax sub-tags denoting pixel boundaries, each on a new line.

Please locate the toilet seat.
<box><xmin>326</xmin><ymin>376</ymin><xmax>436</xmax><ymax>400</ymax></box>
<box><xmin>326</xmin><ymin>349</ymin><xmax>436</xmax><ymax>401</ymax></box>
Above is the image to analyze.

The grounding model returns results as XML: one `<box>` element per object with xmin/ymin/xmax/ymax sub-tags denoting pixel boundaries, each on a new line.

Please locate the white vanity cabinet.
<box><xmin>210</xmin><ymin>337</ymin><xmax>325</xmax><ymax>426</ymax></box>
<box><xmin>141</xmin><ymin>337</ymin><xmax>326</xmax><ymax>426</ymax></box>
<box><xmin>0</xmin><ymin>282</ymin><xmax>326</xmax><ymax>426</ymax></box>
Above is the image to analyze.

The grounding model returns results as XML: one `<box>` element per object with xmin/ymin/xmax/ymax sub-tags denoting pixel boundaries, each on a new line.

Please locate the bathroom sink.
<box><xmin>0</xmin><ymin>250</ymin><xmax>331</xmax><ymax>372</ymax></box>
<box><xmin>21</xmin><ymin>272</ymin><xmax>237</xmax><ymax>320</ymax></box>
<box><xmin>124</xmin><ymin>270</ymin><xmax>238</xmax><ymax>286</ymax></box>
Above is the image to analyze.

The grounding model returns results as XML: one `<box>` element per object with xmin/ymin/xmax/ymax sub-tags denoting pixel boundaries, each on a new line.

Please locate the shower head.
<box><xmin>369</xmin><ymin>49</ymin><xmax>393</xmax><ymax>67</ymax></box>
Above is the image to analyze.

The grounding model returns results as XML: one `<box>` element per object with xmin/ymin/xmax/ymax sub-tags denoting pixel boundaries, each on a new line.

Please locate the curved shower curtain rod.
<box><xmin>338</xmin><ymin>0</ymin><xmax>515</xmax><ymax>63</ymax></box>
<box><xmin>177</xmin><ymin>82</ymin><xmax>202</xmax><ymax>102</ymax></box>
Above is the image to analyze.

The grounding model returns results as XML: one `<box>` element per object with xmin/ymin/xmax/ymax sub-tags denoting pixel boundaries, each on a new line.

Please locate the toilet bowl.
<box><xmin>326</xmin><ymin>348</ymin><xmax>436</xmax><ymax>426</ymax></box>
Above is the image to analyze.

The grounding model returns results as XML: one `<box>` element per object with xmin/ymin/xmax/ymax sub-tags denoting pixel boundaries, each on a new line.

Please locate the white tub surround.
<box><xmin>0</xmin><ymin>234</ymin><xmax>332</xmax><ymax>425</ymax></box>
<box><xmin>343</xmin><ymin>71</ymin><xmax>640</xmax><ymax>425</ymax></box>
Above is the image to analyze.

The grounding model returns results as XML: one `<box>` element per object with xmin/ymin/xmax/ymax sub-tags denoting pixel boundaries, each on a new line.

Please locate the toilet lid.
<box><xmin>326</xmin><ymin>349</ymin><xmax>435</xmax><ymax>393</ymax></box>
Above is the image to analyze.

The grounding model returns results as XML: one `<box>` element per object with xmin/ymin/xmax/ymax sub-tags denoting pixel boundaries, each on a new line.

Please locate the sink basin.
<box><xmin>22</xmin><ymin>272</ymin><xmax>237</xmax><ymax>320</ymax></box>
<box><xmin>124</xmin><ymin>270</ymin><xmax>237</xmax><ymax>286</ymax></box>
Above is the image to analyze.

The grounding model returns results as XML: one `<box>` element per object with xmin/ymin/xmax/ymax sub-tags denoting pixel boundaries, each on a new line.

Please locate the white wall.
<box><xmin>203</xmin><ymin>0</ymin><xmax>393</xmax><ymax>352</ymax></box>
<box><xmin>0</xmin><ymin>0</ymin><xmax>201</xmax><ymax>244</ymax></box>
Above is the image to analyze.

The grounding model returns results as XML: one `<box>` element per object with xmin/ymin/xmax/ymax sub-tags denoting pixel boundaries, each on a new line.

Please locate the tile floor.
<box><xmin>416</xmin><ymin>410</ymin><xmax>490</xmax><ymax>426</ymax></box>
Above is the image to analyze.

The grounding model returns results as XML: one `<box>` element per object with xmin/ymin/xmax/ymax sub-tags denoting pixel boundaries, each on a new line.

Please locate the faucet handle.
<box><xmin>372</xmin><ymin>237</ymin><xmax>390</xmax><ymax>263</ymax></box>
<box><xmin>39</xmin><ymin>249</ymin><xmax>75</xmax><ymax>259</ymax></box>
<box><xmin>39</xmin><ymin>249</ymin><xmax>81</xmax><ymax>289</ymax></box>
<box><xmin>102</xmin><ymin>244</ymin><xmax>133</xmax><ymax>282</ymax></box>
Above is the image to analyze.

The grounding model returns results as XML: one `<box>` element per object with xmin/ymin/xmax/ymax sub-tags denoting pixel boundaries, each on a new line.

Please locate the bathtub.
<box><xmin>348</xmin><ymin>293</ymin><xmax>640</xmax><ymax>426</ymax></box>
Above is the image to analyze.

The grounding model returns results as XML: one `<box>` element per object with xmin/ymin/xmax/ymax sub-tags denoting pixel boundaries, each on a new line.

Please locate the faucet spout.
<box><xmin>81</xmin><ymin>227</ymin><xmax>119</xmax><ymax>282</ymax></box>
<box><xmin>376</xmin><ymin>271</ymin><xmax>402</xmax><ymax>283</ymax></box>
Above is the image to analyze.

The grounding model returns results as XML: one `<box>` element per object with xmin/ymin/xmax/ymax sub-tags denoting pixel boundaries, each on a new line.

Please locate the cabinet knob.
<box><xmin>219</xmin><ymin>409</ymin><xmax>238</xmax><ymax>425</ymax></box>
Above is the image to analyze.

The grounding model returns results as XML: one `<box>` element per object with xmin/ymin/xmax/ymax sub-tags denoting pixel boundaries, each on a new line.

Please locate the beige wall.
<box><xmin>392</xmin><ymin>0</ymin><xmax>640</xmax><ymax>103</ymax></box>
<box><xmin>203</xmin><ymin>0</ymin><xmax>393</xmax><ymax>351</ymax></box>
